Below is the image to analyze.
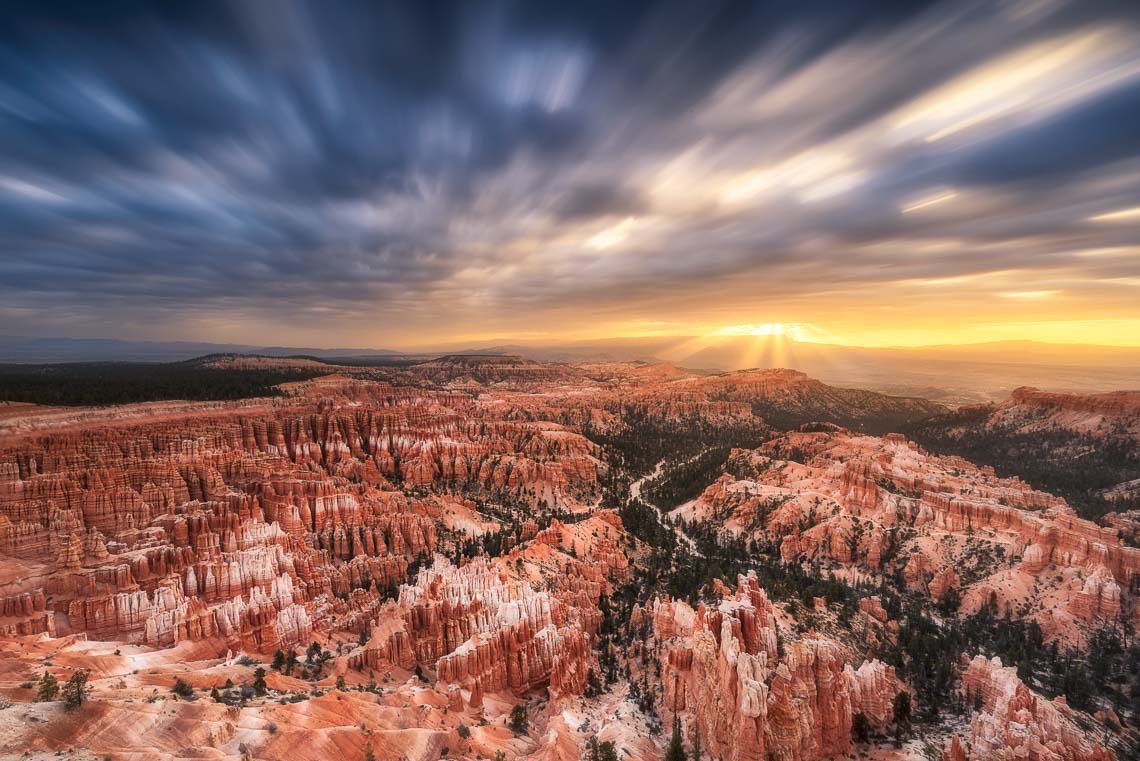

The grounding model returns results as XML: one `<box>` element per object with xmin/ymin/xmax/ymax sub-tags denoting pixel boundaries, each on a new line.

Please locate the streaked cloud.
<box><xmin>1</xmin><ymin>0</ymin><xmax>1138</xmax><ymax>348</ymax></box>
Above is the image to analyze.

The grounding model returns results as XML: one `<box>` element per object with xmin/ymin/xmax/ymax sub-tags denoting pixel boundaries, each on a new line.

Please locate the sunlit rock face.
<box><xmin>351</xmin><ymin>552</ymin><xmax>603</xmax><ymax>706</ymax></box>
<box><xmin>675</xmin><ymin>428</ymin><xmax>1140</xmax><ymax>644</ymax></box>
<box><xmin>910</xmin><ymin>386</ymin><xmax>1140</xmax><ymax>506</ymax></box>
<box><xmin>0</xmin><ymin>363</ymin><xmax>1128</xmax><ymax>761</ymax></box>
<box><xmin>0</xmin><ymin>376</ymin><xmax>606</xmax><ymax>650</ymax></box>
<box><xmin>653</xmin><ymin>573</ymin><xmax>903</xmax><ymax>761</ymax></box>
<box><xmin>1000</xmin><ymin>388</ymin><xmax>1140</xmax><ymax>439</ymax></box>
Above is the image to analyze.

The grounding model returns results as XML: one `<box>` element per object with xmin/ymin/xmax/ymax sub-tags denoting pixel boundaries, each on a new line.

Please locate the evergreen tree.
<box><xmin>665</xmin><ymin>718</ymin><xmax>686</xmax><ymax>761</ymax></box>
<box><xmin>62</xmin><ymin>670</ymin><xmax>90</xmax><ymax>710</ymax></box>
<box><xmin>252</xmin><ymin>667</ymin><xmax>268</xmax><ymax>696</ymax></box>
<box><xmin>36</xmin><ymin>672</ymin><xmax>59</xmax><ymax>702</ymax></box>
<box><xmin>893</xmin><ymin>691</ymin><xmax>912</xmax><ymax>747</ymax></box>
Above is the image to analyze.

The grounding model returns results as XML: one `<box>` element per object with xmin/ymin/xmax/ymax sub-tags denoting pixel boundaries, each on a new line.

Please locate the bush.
<box><xmin>171</xmin><ymin>679</ymin><xmax>195</xmax><ymax>698</ymax></box>
<box><xmin>457</xmin><ymin>722</ymin><xmax>471</xmax><ymax>739</ymax></box>
<box><xmin>509</xmin><ymin>704</ymin><xmax>528</xmax><ymax>734</ymax></box>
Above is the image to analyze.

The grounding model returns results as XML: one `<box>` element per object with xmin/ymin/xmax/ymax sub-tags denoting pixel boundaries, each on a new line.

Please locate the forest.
<box><xmin>907</xmin><ymin>408</ymin><xmax>1140</xmax><ymax>520</ymax></box>
<box><xmin>0</xmin><ymin>360</ymin><xmax>327</xmax><ymax>406</ymax></box>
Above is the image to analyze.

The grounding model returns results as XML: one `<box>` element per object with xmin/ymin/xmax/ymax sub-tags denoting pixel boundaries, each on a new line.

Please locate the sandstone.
<box><xmin>953</xmin><ymin>655</ymin><xmax>1113</xmax><ymax>761</ymax></box>
<box><xmin>655</xmin><ymin>573</ymin><xmax>899</xmax><ymax>761</ymax></box>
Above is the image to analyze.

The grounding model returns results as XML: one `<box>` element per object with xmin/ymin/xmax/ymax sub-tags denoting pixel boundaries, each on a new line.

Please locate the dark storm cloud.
<box><xmin>1</xmin><ymin>0</ymin><xmax>1139</xmax><ymax>341</ymax></box>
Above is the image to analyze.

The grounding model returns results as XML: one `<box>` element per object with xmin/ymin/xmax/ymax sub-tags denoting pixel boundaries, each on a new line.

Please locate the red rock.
<box><xmin>955</xmin><ymin>655</ymin><xmax>1113</xmax><ymax>761</ymax></box>
<box><xmin>684</xmin><ymin>428</ymin><xmax>1139</xmax><ymax>636</ymax></box>
<box><xmin>655</xmin><ymin>573</ymin><xmax>898</xmax><ymax>761</ymax></box>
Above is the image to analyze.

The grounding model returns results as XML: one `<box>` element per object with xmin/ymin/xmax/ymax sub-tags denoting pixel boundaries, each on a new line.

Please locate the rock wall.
<box><xmin>948</xmin><ymin>655</ymin><xmax>1113</xmax><ymax>761</ymax></box>
<box><xmin>694</xmin><ymin>430</ymin><xmax>1140</xmax><ymax>638</ymax></box>
<box><xmin>654</xmin><ymin>573</ymin><xmax>903</xmax><ymax>761</ymax></box>
<box><xmin>0</xmin><ymin>377</ymin><xmax>605</xmax><ymax>653</ymax></box>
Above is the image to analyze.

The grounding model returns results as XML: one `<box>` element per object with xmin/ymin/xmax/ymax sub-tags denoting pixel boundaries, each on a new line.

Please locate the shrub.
<box><xmin>509</xmin><ymin>704</ymin><xmax>528</xmax><ymax>734</ymax></box>
<box><xmin>172</xmin><ymin>679</ymin><xmax>195</xmax><ymax>698</ymax></box>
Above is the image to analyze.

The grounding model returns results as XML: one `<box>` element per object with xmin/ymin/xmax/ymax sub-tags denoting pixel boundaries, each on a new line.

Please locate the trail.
<box><xmin>629</xmin><ymin>457</ymin><xmax>703</xmax><ymax>556</ymax></box>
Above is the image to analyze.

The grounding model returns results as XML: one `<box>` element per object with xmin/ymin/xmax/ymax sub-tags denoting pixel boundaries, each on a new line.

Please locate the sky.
<box><xmin>2</xmin><ymin>0</ymin><xmax>1139</xmax><ymax>350</ymax></box>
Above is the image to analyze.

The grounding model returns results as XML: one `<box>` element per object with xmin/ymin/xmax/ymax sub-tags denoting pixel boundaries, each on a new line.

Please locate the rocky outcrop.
<box><xmin>0</xmin><ymin>376</ymin><xmax>609</xmax><ymax>654</ymax></box>
<box><xmin>950</xmin><ymin>655</ymin><xmax>1114</xmax><ymax>761</ymax></box>
<box><xmin>1006</xmin><ymin>388</ymin><xmax>1140</xmax><ymax>433</ymax></box>
<box><xmin>654</xmin><ymin>573</ymin><xmax>902</xmax><ymax>761</ymax></box>
<box><xmin>1069</xmin><ymin>566</ymin><xmax>1122</xmax><ymax>623</ymax></box>
<box><xmin>348</xmin><ymin>553</ymin><xmax>604</xmax><ymax>705</ymax></box>
<box><xmin>688</xmin><ymin>430</ymin><xmax>1140</xmax><ymax>637</ymax></box>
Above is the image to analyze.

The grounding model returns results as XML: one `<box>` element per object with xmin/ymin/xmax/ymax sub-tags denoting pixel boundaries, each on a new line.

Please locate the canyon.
<box><xmin>0</xmin><ymin>358</ymin><xmax>1133</xmax><ymax>761</ymax></box>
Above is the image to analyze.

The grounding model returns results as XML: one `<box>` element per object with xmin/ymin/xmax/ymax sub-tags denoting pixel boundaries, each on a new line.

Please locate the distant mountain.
<box><xmin>462</xmin><ymin>336</ymin><xmax>1140</xmax><ymax>404</ymax></box>
<box><xmin>5</xmin><ymin>334</ymin><xmax>1137</xmax><ymax>406</ymax></box>
<box><xmin>0</xmin><ymin>335</ymin><xmax>405</xmax><ymax>363</ymax></box>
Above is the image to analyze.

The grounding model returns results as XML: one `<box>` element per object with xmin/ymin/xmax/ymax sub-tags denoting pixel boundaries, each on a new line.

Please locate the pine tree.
<box><xmin>893</xmin><ymin>691</ymin><xmax>912</xmax><ymax>747</ymax></box>
<box><xmin>665</xmin><ymin>718</ymin><xmax>686</xmax><ymax>761</ymax></box>
<box><xmin>36</xmin><ymin>672</ymin><xmax>59</xmax><ymax>702</ymax></box>
<box><xmin>691</xmin><ymin>722</ymin><xmax>702</xmax><ymax>761</ymax></box>
<box><xmin>62</xmin><ymin>670</ymin><xmax>90</xmax><ymax>710</ymax></box>
<box><xmin>253</xmin><ymin>667</ymin><xmax>268</xmax><ymax>695</ymax></box>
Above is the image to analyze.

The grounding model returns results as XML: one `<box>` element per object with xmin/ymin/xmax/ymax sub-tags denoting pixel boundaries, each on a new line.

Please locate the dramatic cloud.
<box><xmin>1</xmin><ymin>0</ymin><xmax>1139</xmax><ymax>347</ymax></box>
